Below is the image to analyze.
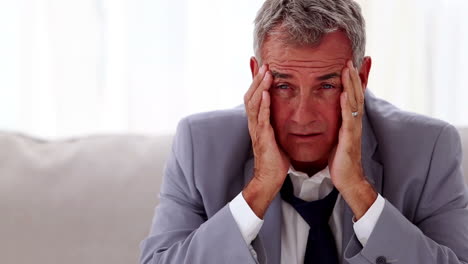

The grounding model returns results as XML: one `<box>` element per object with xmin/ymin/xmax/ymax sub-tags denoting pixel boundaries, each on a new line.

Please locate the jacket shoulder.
<box><xmin>184</xmin><ymin>106</ymin><xmax>247</xmax><ymax>132</ymax></box>
<box><xmin>365</xmin><ymin>91</ymin><xmax>453</xmax><ymax>145</ymax></box>
<box><xmin>176</xmin><ymin>106</ymin><xmax>252</xmax><ymax>163</ymax></box>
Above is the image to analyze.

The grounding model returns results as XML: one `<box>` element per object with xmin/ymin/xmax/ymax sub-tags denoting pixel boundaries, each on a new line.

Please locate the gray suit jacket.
<box><xmin>140</xmin><ymin>91</ymin><xmax>468</xmax><ymax>264</ymax></box>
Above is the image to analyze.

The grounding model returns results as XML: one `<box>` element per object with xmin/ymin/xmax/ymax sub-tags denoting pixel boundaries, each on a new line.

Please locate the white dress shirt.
<box><xmin>229</xmin><ymin>166</ymin><xmax>385</xmax><ymax>263</ymax></box>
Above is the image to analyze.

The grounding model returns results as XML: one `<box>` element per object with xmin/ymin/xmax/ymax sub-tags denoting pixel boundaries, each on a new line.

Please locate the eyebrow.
<box><xmin>271</xmin><ymin>71</ymin><xmax>292</xmax><ymax>79</ymax></box>
<box><xmin>316</xmin><ymin>72</ymin><xmax>341</xmax><ymax>81</ymax></box>
<box><xmin>271</xmin><ymin>70</ymin><xmax>341</xmax><ymax>81</ymax></box>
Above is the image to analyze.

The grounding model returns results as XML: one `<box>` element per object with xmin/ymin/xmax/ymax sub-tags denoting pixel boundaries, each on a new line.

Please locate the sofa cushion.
<box><xmin>0</xmin><ymin>132</ymin><xmax>172</xmax><ymax>264</ymax></box>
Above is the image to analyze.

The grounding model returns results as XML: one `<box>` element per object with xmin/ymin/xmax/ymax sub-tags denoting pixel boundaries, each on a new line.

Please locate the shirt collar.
<box><xmin>287</xmin><ymin>165</ymin><xmax>332</xmax><ymax>200</ymax></box>
<box><xmin>287</xmin><ymin>165</ymin><xmax>330</xmax><ymax>180</ymax></box>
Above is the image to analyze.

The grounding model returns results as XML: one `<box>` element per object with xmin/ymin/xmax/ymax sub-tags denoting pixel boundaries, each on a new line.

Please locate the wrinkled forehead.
<box><xmin>260</xmin><ymin>31</ymin><xmax>353</xmax><ymax>72</ymax></box>
<box><xmin>268</xmin><ymin>62</ymin><xmax>344</xmax><ymax>80</ymax></box>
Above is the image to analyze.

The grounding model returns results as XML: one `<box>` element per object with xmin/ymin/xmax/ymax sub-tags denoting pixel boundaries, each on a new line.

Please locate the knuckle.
<box><xmin>345</xmin><ymin>148</ymin><xmax>353</xmax><ymax>155</ymax></box>
<box><xmin>247</xmin><ymin>118</ymin><xmax>256</xmax><ymax>128</ymax></box>
<box><xmin>252</xmin><ymin>137</ymin><xmax>259</xmax><ymax>146</ymax></box>
<box><xmin>343</xmin><ymin>126</ymin><xmax>353</xmax><ymax>133</ymax></box>
<box><xmin>257</xmin><ymin>121</ymin><xmax>265</xmax><ymax>130</ymax></box>
<box><xmin>254</xmin><ymin>133</ymin><xmax>263</xmax><ymax>145</ymax></box>
<box><xmin>247</xmin><ymin>101</ymin><xmax>256</xmax><ymax>112</ymax></box>
<box><xmin>258</xmin><ymin>144</ymin><xmax>266</xmax><ymax>154</ymax></box>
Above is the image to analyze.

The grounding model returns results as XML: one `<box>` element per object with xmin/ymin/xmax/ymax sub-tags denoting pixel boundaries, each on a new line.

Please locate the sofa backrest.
<box><xmin>0</xmin><ymin>127</ymin><xmax>467</xmax><ymax>264</ymax></box>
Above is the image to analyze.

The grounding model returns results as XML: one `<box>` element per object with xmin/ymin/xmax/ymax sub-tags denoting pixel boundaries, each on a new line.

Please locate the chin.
<box><xmin>287</xmin><ymin>149</ymin><xmax>329</xmax><ymax>163</ymax></box>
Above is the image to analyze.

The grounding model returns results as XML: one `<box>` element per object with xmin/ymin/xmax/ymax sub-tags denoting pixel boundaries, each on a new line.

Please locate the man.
<box><xmin>140</xmin><ymin>0</ymin><xmax>468</xmax><ymax>263</ymax></box>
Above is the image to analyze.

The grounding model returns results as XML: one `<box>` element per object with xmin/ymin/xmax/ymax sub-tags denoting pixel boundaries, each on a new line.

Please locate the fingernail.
<box><xmin>262</xmin><ymin>91</ymin><xmax>267</xmax><ymax>100</ymax></box>
<box><xmin>263</xmin><ymin>71</ymin><xmax>270</xmax><ymax>81</ymax></box>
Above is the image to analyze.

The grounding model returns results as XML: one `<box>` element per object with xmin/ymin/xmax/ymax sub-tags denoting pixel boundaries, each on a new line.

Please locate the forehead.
<box><xmin>261</xmin><ymin>31</ymin><xmax>353</xmax><ymax>74</ymax></box>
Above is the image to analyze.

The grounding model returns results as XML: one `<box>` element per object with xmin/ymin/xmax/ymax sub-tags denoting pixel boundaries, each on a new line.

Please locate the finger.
<box><xmin>244</xmin><ymin>64</ymin><xmax>267</xmax><ymax>104</ymax></box>
<box><xmin>342</xmin><ymin>65</ymin><xmax>356</xmax><ymax>112</ymax></box>
<box><xmin>258</xmin><ymin>90</ymin><xmax>271</xmax><ymax>128</ymax></box>
<box><xmin>344</xmin><ymin>60</ymin><xmax>358</xmax><ymax>112</ymax></box>
<box><xmin>340</xmin><ymin>91</ymin><xmax>363</xmax><ymax>148</ymax></box>
<box><xmin>349</xmin><ymin>61</ymin><xmax>364</xmax><ymax>110</ymax></box>
<box><xmin>245</xmin><ymin>65</ymin><xmax>266</xmax><ymax>131</ymax></box>
<box><xmin>340</xmin><ymin>91</ymin><xmax>354</xmax><ymax>131</ymax></box>
<box><xmin>247</xmin><ymin>71</ymin><xmax>272</xmax><ymax>131</ymax></box>
<box><xmin>249</xmin><ymin>71</ymin><xmax>272</xmax><ymax>120</ymax></box>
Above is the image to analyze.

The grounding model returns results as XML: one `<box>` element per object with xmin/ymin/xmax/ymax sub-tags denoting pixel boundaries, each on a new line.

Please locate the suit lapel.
<box><xmin>360</xmin><ymin>107</ymin><xmax>383</xmax><ymax>193</ymax></box>
<box><xmin>243</xmin><ymin>155</ymin><xmax>282</xmax><ymax>264</ymax></box>
<box><xmin>341</xmin><ymin>106</ymin><xmax>383</xmax><ymax>263</ymax></box>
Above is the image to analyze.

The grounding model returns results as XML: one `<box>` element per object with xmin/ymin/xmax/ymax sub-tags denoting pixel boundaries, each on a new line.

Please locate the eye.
<box><xmin>275</xmin><ymin>84</ymin><xmax>290</xmax><ymax>90</ymax></box>
<box><xmin>321</xmin><ymin>83</ymin><xmax>336</xmax><ymax>89</ymax></box>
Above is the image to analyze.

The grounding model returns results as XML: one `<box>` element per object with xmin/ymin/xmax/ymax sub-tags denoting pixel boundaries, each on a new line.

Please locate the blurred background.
<box><xmin>0</xmin><ymin>0</ymin><xmax>467</xmax><ymax>139</ymax></box>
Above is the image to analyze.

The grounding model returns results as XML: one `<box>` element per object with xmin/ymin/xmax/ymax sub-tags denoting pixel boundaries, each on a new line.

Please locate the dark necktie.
<box><xmin>280</xmin><ymin>175</ymin><xmax>339</xmax><ymax>264</ymax></box>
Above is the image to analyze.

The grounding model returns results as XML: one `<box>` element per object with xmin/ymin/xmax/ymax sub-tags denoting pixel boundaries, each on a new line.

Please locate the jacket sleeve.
<box><xmin>139</xmin><ymin>118</ymin><xmax>257</xmax><ymax>264</ymax></box>
<box><xmin>344</xmin><ymin>124</ymin><xmax>468</xmax><ymax>264</ymax></box>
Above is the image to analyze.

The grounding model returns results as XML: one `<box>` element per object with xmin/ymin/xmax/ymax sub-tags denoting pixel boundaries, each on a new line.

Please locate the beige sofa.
<box><xmin>1</xmin><ymin>128</ymin><xmax>467</xmax><ymax>264</ymax></box>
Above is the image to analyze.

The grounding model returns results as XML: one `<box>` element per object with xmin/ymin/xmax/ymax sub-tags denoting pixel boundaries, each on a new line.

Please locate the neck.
<box><xmin>290</xmin><ymin>159</ymin><xmax>328</xmax><ymax>177</ymax></box>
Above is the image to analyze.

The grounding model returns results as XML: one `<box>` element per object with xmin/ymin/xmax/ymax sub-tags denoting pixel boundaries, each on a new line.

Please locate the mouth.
<box><xmin>290</xmin><ymin>133</ymin><xmax>323</xmax><ymax>140</ymax></box>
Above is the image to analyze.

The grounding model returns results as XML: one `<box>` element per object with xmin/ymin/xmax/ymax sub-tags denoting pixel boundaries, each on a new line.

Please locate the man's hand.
<box><xmin>329</xmin><ymin>60</ymin><xmax>377</xmax><ymax>220</ymax></box>
<box><xmin>242</xmin><ymin>64</ymin><xmax>290</xmax><ymax>219</ymax></box>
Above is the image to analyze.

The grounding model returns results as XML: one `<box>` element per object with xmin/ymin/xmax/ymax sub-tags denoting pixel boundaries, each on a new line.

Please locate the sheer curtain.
<box><xmin>0</xmin><ymin>0</ymin><xmax>131</xmax><ymax>138</ymax></box>
<box><xmin>0</xmin><ymin>0</ymin><xmax>466</xmax><ymax>138</ymax></box>
<box><xmin>358</xmin><ymin>0</ymin><xmax>468</xmax><ymax>126</ymax></box>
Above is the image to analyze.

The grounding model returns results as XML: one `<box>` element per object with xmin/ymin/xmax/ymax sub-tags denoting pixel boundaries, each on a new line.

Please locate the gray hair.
<box><xmin>253</xmin><ymin>0</ymin><xmax>366</xmax><ymax>67</ymax></box>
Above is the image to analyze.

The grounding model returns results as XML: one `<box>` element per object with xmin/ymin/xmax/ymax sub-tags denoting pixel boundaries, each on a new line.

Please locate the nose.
<box><xmin>290</xmin><ymin>93</ymin><xmax>320</xmax><ymax>126</ymax></box>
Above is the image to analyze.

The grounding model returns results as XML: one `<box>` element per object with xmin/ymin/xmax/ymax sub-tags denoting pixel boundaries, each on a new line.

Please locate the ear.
<box><xmin>358</xmin><ymin>56</ymin><xmax>372</xmax><ymax>92</ymax></box>
<box><xmin>250</xmin><ymin>57</ymin><xmax>260</xmax><ymax>79</ymax></box>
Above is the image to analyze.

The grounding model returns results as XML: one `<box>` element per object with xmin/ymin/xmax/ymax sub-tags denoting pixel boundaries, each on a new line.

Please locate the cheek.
<box><xmin>270</xmin><ymin>96</ymin><xmax>291</xmax><ymax>133</ymax></box>
<box><xmin>324</xmin><ymin>98</ymin><xmax>342</xmax><ymax>134</ymax></box>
